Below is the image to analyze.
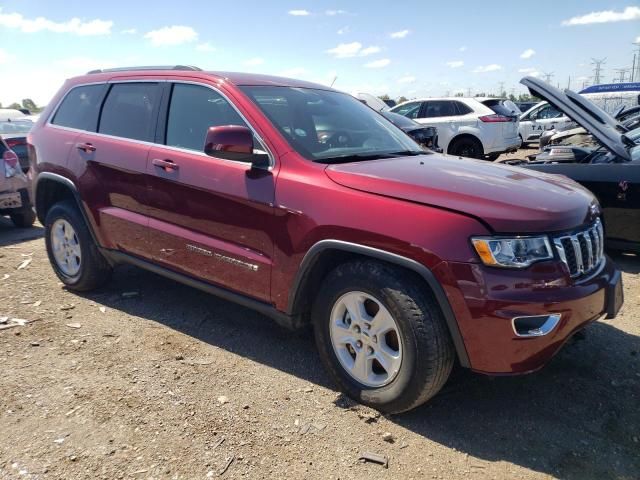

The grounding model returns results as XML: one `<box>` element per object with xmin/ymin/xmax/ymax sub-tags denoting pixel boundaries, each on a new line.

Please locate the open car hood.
<box><xmin>520</xmin><ymin>76</ymin><xmax>632</xmax><ymax>161</ymax></box>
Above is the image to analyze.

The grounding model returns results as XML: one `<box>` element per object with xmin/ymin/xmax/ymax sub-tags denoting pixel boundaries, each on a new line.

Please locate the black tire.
<box><xmin>448</xmin><ymin>137</ymin><xmax>483</xmax><ymax>159</ymax></box>
<box><xmin>10</xmin><ymin>208</ymin><xmax>36</xmax><ymax>228</ymax></box>
<box><xmin>312</xmin><ymin>260</ymin><xmax>455</xmax><ymax>414</ymax></box>
<box><xmin>44</xmin><ymin>200</ymin><xmax>112</xmax><ymax>291</ymax></box>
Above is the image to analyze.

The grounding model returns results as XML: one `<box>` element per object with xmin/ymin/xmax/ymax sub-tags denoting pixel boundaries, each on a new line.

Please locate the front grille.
<box><xmin>553</xmin><ymin>219</ymin><xmax>604</xmax><ymax>279</ymax></box>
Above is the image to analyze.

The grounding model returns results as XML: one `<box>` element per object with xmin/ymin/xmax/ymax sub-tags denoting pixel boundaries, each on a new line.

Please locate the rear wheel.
<box><xmin>312</xmin><ymin>260</ymin><xmax>455</xmax><ymax>413</ymax></box>
<box><xmin>44</xmin><ymin>200</ymin><xmax>112</xmax><ymax>291</ymax></box>
<box><xmin>10</xmin><ymin>209</ymin><xmax>36</xmax><ymax>228</ymax></box>
<box><xmin>448</xmin><ymin>137</ymin><xmax>483</xmax><ymax>159</ymax></box>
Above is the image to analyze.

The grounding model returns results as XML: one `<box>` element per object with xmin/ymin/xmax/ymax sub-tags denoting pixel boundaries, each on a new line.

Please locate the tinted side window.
<box><xmin>99</xmin><ymin>83</ymin><xmax>161</xmax><ymax>142</ymax></box>
<box><xmin>166</xmin><ymin>84</ymin><xmax>247</xmax><ymax>151</ymax></box>
<box><xmin>537</xmin><ymin>105</ymin><xmax>562</xmax><ymax>119</ymax></box>
<box><xmin>392</xmin><ymin>101</ymin><xmax>422</xmax><ymax>119</ymax></box>
<box><xmin>454</xmin><ymin>101</ymin><xmax>473</xmax><ymax>115</ymax></box>
<box><xmin>423</xmin><ymin>101</ymin><xmax>458</xmax><ymax>118</ymax></box>
<box><xmin>52</xmin><ymin>84</ymin><xmax>106</xmax><ymax>131</ymax></box>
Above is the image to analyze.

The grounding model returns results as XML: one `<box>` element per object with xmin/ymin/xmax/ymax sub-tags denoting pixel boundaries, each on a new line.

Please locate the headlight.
<box><xmin>471</xmin><ymin>236</ymin><xmax>553</xmax><ymax>268</ymax></box>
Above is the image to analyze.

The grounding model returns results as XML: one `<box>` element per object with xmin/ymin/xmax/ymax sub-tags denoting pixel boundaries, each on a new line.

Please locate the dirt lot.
<box><xmin>0</xmin><ymin>212</ymin><xmax>639</xmax><ymax>479</ymax></box>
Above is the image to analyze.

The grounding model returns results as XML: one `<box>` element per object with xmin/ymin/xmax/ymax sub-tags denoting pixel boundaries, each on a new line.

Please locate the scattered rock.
<box><xmin>382</xmin><ymin>432</ymin><xmax>395</xmax><ymax>443</ymax></box>
<box><xmin>66</xmin><ymin>323</ymin><xmax>82</xmax><ymax>329</ymax></box>
<box><xmin>217</xmin><ymin>396</ymin><xmax>229</xmax><ymax>405</ymax></box>
<box><xmin>59</xmin><ymin>304</ymin><xmax>75</xmax><ymax>311</ymax></box>
<box><xmin>30</xmin><ymin>341</ymin><xmax>40</xmax><ymax>347</ymax></box>
<box><xmin>99</xmin><ymin>306</ymin><xmax>107</xmax><ymax>313</ymax></box>
<box><xmin>303</xmin><ymin>386</ymin><xmax>314</xmax><ymax>393</ymax></box>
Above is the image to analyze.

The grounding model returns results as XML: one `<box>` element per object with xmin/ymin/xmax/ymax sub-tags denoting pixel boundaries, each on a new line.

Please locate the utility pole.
<box><xmin>467</xmin><ymin>87</ymin><xmax>472</xmax><ymax>97</ymax></box>
<box><xmin>591</xmin><ymin>58</ymin><xmax>606</xmax><ymax>85</ymax></box>
<box><xmin>567</xmin><ymin>76</ymin><xmax>571</xmax><ymax>90</ymax></box>
<box><xmin>542</xmin><ymin>72</ymin><xmax>554</xmax><ymax>84</ymax></box>
<box><xmin>633</xmin><ymin>42</ymin><xmax>640</xmax><ymax>82</ymax></box>
<box><xmin>614</xmin><ymin>68</ymin><xmax>629</xmax><ymax>83</ymax></box>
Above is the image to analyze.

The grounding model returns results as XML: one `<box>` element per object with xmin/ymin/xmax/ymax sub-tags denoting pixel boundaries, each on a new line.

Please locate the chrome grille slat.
<box><xmin>553</xmin><ymin>219</ymin><xmax>603</xmax><ymax>279</ymax></box>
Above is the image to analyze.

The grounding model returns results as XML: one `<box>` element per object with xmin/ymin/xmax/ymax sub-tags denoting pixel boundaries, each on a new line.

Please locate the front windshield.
<box><xmin>240</xmin><ymin>86</ymin><xmax>423</xmax><ymax>162</ymax></box>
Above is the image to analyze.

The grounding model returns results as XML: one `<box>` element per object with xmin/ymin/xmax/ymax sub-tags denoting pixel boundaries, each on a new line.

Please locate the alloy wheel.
<box><xmin>329</xmin><ymin>291</ymin><xmax>403</xmax><ymax>387</ymax></box>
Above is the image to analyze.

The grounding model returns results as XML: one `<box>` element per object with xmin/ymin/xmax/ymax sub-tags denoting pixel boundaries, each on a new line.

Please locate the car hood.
<box><xmin>521</xmin><ymin>76</ymin><xmax>632</xmax><ymax>161</ymax></box>
<box><xmin>324</xmin><ymin>154</ymin><xmax>598</xmax><ymax>233</ymax></box>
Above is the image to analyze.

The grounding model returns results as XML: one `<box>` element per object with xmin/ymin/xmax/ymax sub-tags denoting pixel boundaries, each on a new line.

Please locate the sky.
<box><xmin>0</xmin><ymin>1</ymin><xmax>639</xmax><ymax>106</ymax></box>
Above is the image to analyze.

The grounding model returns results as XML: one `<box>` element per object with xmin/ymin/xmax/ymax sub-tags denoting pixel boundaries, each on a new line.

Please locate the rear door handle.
<box><xmin>152</xmin><ymin>158</ymin><xmax>179</xmax><ymax>171</ymax></box>
<box><xmin>76</xmin><ymin>142</ymin><xmax>96</xmax><ymax>153</ymax></box>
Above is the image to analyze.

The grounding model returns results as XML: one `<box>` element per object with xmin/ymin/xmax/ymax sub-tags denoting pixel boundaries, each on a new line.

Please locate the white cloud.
<box><xmin>459</xmin><ymin>46</ymin><xmax>467</xmax><ymax>52</ymax></box>
<box><xmin>473</xmin><ymin>64</ymin><xmax>502</xmax><ymax>73</ymax></box>
<box><xmin>279</xmin><ymin>67</ymin><xmax>307</xmax><ymax>77</ymax></box>
<box><xmin>390</xmin><ymin>29</ymin><xmax>410</xmax><ymax>39</ymax></box>
<box><xmin>196</xmin><ymin>42</ymin><xmax>216</xmax><ymax>52</ymax></box>
<box><xmin>636</xmin><ymin>35</ymin><xmax>640</xmax><ymax>42</ymax></box>
<box><xmin>446</xmin><ymin>60</ymin><xmax>464</xmax><ymax>68</ymax></box>
<box><xmin>244</xmin><ymin>57</ymin><xmax>265</xmax><ymax>66</ymax></box>
<box><xmin>326</xmin><ymin>42</ymin><xmax>380</xmax><ymax>58</ymax></box>
<box><xmin>562</xmin><ymin>6</ymin><xmax>640</xmax><ymax>26</ymax></box>
<box><xmin>325</xmin><ymin>9</ymin><xmax>347</xmax><ymax>15</ymax></box>
<box><xmin>288</xmin><ymin>9</ymin><xmax>310</xmax><ymax>16</ymax></box>
<box><xmin>520</xmin><ymin>48</ymin><xmax>535</xmax><ymax>59</ymax></box>
<box><xmin>121</xmin><ymin>28</ymin><xmax>137</xmax><ymax>34</ymax></box>
<box><xmin>360</xmin><ymin>46</ymin><xmax>381</xmax><ymax>56</ymax></box>
<box><xmin>0</xmin><ymin>8</ymin><xmax>113</xmax><ymax>35</ymax></box>
<box><xmin>337</xmin><ymin>26</ymin><xmax>349</xmax><ymax>35</ymax></box>
<box><xmin>144</xmin><ymin>25</ymin><xmax>197</xmax><ymax>46</ymax></box>
<box><xmin>398</xmin><ymin>75</ymin><xmax>416</xmax><ymax>84</ymax></box>
<box><xmin>364</xmin><ymin>58</ymin><xmax>390</xmax><ymax>68</ymax></box>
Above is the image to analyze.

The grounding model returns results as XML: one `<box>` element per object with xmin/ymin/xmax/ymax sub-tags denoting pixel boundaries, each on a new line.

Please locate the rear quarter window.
<box><xmin>51</xmin><ymin>84</ymin><xmax>107</xmax><ymax>131</ymax></box>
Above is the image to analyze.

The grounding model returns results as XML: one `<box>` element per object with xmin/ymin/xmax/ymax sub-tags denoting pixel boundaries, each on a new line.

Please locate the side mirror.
<box><xmin>204</xmin><ymin>125</ymin><xmax>270</xmax><ymax>168</ymax></box>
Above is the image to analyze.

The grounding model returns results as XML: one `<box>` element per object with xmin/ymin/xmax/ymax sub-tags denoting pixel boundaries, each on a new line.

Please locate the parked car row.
<box><xmin>25</xmin><ymin>66</ymin><xmax>627</xmax><ymax>414</ymax></box>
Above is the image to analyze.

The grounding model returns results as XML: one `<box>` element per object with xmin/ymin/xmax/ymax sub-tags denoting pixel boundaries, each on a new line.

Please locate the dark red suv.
<box><xmin>29</xmin><ymin>67</ymin><xmax>623</xmax><ymax>413</ymax></box>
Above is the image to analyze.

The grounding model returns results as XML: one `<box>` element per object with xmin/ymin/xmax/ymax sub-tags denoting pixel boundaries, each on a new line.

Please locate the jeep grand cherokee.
<box><xmin>29</xmin><ymin>66</ymin><xmax>623</xmax><ymax>413</ymax></box>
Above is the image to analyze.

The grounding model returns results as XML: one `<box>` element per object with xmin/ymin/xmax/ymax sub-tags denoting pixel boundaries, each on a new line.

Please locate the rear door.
<box><xmin>417</xmin><ymin>100</ymin><xmax>473</xmax><ymax>150</ymax></box>
<box><xmin>520</xmin><ymin>103</ymin><xmax>567</xmax><ymax>141</ymax></box>
<box><xmin>145</xmin><ymin>82</ymin><xmax>275</xmax><ymax>302</ymax></box>
<box><xmin>69</xmin><ymin>81</ymin><xmax>163</xmax><ymax>258</ymax></box>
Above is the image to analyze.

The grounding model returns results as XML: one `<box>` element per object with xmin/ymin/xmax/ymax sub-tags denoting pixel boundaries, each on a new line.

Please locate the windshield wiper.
<box><xmin>315</xmin><ymin>151</ymin><xmax>425</xmax><ymax>164</ymax></box>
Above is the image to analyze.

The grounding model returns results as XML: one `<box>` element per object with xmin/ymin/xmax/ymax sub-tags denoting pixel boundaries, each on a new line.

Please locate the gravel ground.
<box><xmin>0</xmin><ymin>204</ymin><xmax>638</xmax><ymax>479</ymax></box>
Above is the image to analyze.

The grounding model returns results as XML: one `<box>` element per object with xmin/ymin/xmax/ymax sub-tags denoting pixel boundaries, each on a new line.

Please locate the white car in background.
<box><xmin>518</xmin><ymin>101</ymin><xmax>575</xmax><ymax>145</ymax></box>
<box><xmin>390</xmin><ymin>97</ymin><xmax>520</xmax><ymax>159</ymax></box>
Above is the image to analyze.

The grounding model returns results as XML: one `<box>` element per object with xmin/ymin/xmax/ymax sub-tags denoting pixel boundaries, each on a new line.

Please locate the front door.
<box><xmin>145</xmin><ymin>82</ymin><xmax>276</xmax><ymax>302</ymax></box>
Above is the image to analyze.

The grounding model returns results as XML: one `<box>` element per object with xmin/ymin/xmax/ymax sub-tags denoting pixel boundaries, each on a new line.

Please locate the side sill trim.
<box><xmin>287</xmin><ymin>239</ymin><xmax>470</xmax><ymax>368</ymax></box>
<box><xmin>102</xmin><ymin>250</ymin><xmax>295</xmax><ymax>329</ymax></box>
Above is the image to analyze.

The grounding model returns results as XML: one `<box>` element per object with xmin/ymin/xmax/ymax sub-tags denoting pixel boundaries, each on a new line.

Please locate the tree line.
<box><xmin>0</xmin><ymin>98</ymin><xmax>43</xmax><ymax>113</ymax></box>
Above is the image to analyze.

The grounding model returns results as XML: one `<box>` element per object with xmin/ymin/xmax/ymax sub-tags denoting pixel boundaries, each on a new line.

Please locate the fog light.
<box><xmin>512</xmin><ymin>314</ymin><xmax>561</xmax><ymax>337</ymax></box>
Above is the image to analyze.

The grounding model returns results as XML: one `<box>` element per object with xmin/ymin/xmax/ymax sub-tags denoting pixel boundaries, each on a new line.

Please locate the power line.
<box><xmin>542</xmin><ymin>72</ymin><xmax>554</xmax><ymax>84</ymax></box>
<box><xmin>591</xmin><ymin>58</ymin><xmax>606</xmax><ymax>85</ymax></box>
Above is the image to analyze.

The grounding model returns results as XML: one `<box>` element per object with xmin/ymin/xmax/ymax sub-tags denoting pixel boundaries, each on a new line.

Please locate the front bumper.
<box><xmin>438</xmin><ymin>256</ymin><xmax>622</xmax><ymax>374</ymax></box>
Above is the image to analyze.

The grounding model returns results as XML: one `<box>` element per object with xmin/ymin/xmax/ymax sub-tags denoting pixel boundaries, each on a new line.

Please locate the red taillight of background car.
<box><xmin>3</xmin><ymin>150</ymin><xmax>20</xmax><ymax>178</ymax></box>
<box><xmin>479</xmin><ymin>114</ymin><xmax>514</xmax><ymax>123</ymax></box>
<box><xmin>5</xmin><ymin>138</ymin><xmax>25</xmax><ymax>149</ymax></box>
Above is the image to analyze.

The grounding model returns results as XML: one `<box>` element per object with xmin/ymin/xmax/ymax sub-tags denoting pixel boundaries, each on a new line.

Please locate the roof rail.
<box><xmin>87</xmin><ymin>65</ymin><xmax>202</xmax><ymax>74</ymax></box>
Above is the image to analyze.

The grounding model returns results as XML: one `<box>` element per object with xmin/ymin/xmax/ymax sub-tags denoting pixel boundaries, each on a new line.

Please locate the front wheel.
<box><xmin>312</xmin><ymin>261</ymin><xmax>455</xmax><ymax>413</ymax></box>
<box><xmin>44</xmin><ymin>200</ymin><xmax>112</xmax><ymax>291</ymax></box>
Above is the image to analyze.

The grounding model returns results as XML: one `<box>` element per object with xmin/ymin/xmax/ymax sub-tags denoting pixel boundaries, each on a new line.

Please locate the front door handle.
<box><xmin>76</xmin><ymin>142</ymin><xmax>96</xmax><ymax>153</ymax></box>
<box><xmin>152</xmin><ymin>158</ymin><xmax>179</xmax><ymax>171</ymax></box>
